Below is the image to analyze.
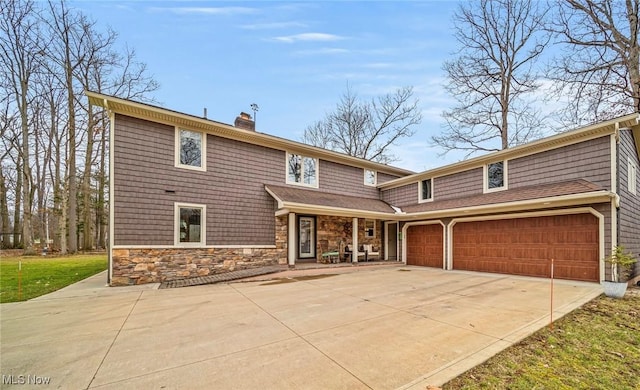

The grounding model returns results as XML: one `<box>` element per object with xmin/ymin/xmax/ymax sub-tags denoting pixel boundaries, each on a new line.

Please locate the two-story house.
<box><xmin>87</xmin><ymin>91</ymin><xmax>639</xmax><ymax>286</ymax></box>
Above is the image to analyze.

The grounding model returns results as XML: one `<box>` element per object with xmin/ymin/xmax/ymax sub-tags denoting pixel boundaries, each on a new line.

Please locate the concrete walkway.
<box><xmin>0</xmin><ymin>266</ymin><xmax>602</xmax><ymax>389</ymax></box>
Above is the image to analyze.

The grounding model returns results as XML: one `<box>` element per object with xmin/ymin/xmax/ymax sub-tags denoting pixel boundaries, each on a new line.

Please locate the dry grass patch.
<box><xmin>444</xmin><ymin>288</ymin><xmax>640</xmax><ymax>389</ymax></box>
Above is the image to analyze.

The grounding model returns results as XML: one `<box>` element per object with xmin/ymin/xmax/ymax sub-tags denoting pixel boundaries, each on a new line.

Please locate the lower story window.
<box><xmin>176</xmin><ymin>203</ymin><xmax>206</xmax><ymax>245</ymax></box>
<box><xmin>365</xmin><ymin>219</ymin><xmax>376</xmax><ymax>238</ymax></box>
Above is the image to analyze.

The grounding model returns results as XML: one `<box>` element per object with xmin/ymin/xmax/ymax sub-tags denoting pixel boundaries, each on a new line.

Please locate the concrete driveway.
<box><xmin>0</xmin><ymin>265</ymin><xmax>602</xmax><ymax>389</ymax></box>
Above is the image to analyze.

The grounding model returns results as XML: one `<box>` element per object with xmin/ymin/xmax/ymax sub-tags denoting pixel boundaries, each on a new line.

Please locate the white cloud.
<box><xmin>293</xmin><ymin>47</ymin><xmax>350</xmax><ymax>56</ymax></box>
<box><xmin>240</xmin><ymin>21</ymin><xmax>307</xmax><ymax>30</ymax></box>
<box><xmin>148</xmin><ymin>7</ymin><xmax>257</xmax><ymax>16</ymax></box>
<box><xmin>271</xmin><ymin>33</ymin><xmax>346</xmax><ymax>43</ymax></box>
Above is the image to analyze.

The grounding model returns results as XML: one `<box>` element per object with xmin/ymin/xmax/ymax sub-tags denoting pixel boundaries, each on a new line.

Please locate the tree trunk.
<box><xmin>0</xmin><ymin>166</ymin><xmax>9</xmax><ymax>249</ymax></box>
<box><xmin>66</xmin><ymin>57</ymin><xmax>77</xmax><ymax>253</ymax></box>
<box><xmin>48</xmin><ymin>95</ymin><xmax>64</xmax><ymax>253</ymax></box>
<box><xmin>81</xmin><ymin>102</ymin><xmax>95</xmax><ymax>250</ymax></box>
<box><xmin>20</xmin><ymin>74</ymin><xmax>34</xmax><ymax>255</ymax></box>
<box><xmin>97</xmin><ymin>118</ymin><xmax>107</xmax><ymax>249</ymax></box>
<box><xmin>13</xmin><ymin>158</ymin><xmax>22</xmax><ymax>249</ymax></box>
<box><xmin>629</xmin><ymin>5</ymin><xmax>640</xmax><ymax>112</ymax></box>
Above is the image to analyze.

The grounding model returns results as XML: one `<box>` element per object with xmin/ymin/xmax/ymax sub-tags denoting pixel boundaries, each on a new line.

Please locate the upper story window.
<box><xmin>419</xmin><ymin>178</ymin><xmax>433</xmax><ymax>202</ymax></box>
<box><xmin>485</xmin><ymin>161</ymin><xmax>507</xmax><ymax>192</ymax></box>
<box><xmin>287</xmin><ymin>153</ymin><xmax>318</xmax><ymax>187</ymax></box>
<box><xmin>628</xmin><ymin>158</ymin><xmax>637</xmax><ymax>195</ymax></box>
<box><xmin>176</xmin><ymin>128</ymin><xmax>206</xmax><ymax>171</ymax></box>
<box><xmin>175</xmin><ymin>203</ymin><xmax>206</xmax><ymax>246</ymax></box>
<box><xmin>364</xmin><ymin>169</ymin><xmax>377</xmax><ymax>186</ymax></box>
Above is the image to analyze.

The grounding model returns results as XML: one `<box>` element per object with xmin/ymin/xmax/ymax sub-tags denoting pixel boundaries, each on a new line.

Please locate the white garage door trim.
<box><xmin>447</xmin><ymin>207</ymin><xmax>605</xmax><ymax>282</ymax></box>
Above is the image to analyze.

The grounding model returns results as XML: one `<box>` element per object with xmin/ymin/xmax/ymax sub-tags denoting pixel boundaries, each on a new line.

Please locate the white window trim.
<box><xmin>175</xmin><ymin>127</ymin><xmax>207</xmax><ymax>172</ymax></box>
<box><xmin>285</xmin><ymin>152</ymin><xmax>319</xmax><ymax>188</ymax></box>
<box><xmin>174</xmin><ymin>202</ymin><xmax>207</xmax><ymax>247</ymax></box>
<box><xmin>364</xmin><ymin>169</ymin><xmax>377</xmax><ymax>186</ymax></box>
<box><xmin>483</xmin><ymin>160</ymin><xmax>508</xmax><ymax>193</ymax></box>
<box><xmin>628</xmin><ymin>157</ymin><xmax>637</xmax><ymax>195</ymax></box>
<box><xmin>364</xmin><ymin>219</ymin><xmax>376</xmax><ymax>238</ymax></box>
<box><xmin>418</xmin><ymin>178</ymin><xmax>434</xmax><ymax>203</ymax></box>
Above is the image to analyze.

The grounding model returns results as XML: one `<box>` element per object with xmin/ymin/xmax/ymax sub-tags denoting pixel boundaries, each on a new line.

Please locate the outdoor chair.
<box><xmin>345</xmin><ymin>245</ymin><xmax>368</xmax><ymax>262</ymax></box>
<box><xmin>320</xmin><ymin>240</ymin><xmax>340</xmax><ymax>264</ymax></box>
<box><xmin>363</xmin><ymin>244</ymin><xmax>380</xmax><ymax>260</ymax></box>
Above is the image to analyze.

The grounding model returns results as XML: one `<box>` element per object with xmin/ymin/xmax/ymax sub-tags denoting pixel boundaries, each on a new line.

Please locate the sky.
<box><xmin>71</xmin><ymin>0</ymin><xmax>464</xmax><ymax>172</ymax></box>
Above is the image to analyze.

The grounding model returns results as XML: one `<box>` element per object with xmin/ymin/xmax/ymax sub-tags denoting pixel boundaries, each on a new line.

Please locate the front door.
<box><xmin>298</xmin><ymin>216</ymin><xmax>316</xmax><ymax>259</ymax></box>
<box><xmin>386</xmin><ymin>222</ymin><xmax>398</xmax><ymax>261</ymax></box>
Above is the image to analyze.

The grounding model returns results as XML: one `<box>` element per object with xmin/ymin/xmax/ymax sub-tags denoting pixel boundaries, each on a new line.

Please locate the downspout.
<box><xmin>607</xmin><ymin>127</ymin><xmax>619</xmax><ymax>282</ymax></box>
<box><xmin>107</xmin><ymin>101</ymin><xmax>114</xmax><ymax>286</ymax></box>
<box><xmin>611</xmin><ymin>127</ymin><xmax>619</xmax><ymax>250</ymax></box>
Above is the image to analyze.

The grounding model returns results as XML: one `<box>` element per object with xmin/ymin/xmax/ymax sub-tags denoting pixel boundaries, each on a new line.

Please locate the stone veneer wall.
<box><xmin>315</xmin><ymin>216</ymin><xmax>384</xmax><ymax>262</ymax></box>
<box><xmin>275</xmin><ymin>215</ymin><xmax>288</xmax><ymax>265</ymax></box>
<box><xmin>111</xmin><ymin>216</ymin><xmax>288</xmax><ymax>286</ymax></box>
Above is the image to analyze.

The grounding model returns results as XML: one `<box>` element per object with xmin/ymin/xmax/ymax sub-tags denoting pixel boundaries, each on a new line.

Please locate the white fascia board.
<box><xmin>394</xmin><ymin>191</ymin><xmax>614</xmax><ymax>221</ymax></box>
<box><xmin>264</xmin><ymin>186</ymin><xmax>285</xmax><ymax>209</ymax></box>
<box><xmin>280</xmin><ymin>201</ymin><xmax>396</xmax><ymax>220</ymax></box>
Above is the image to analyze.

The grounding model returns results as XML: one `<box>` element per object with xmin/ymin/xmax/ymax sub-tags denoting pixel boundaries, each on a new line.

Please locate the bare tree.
<box><xmin>302</xmin><ymin>85</ymin><xmax>421</xmax><ymax>164</ymax></box>
<box><xmin>548</xmin><ymin>0</ymin><xmax>639</xmax><ymax>123</ymax></box>
<box><xmin>0</xmin><ymin>0</ymin><xmax>157</xmax><ymax>254</ymax></box>
<box><xmin>433</xmin><ymin>0</ymin><xmax>550</xmax><ymax>157</ymax></box>
<box><xmin>0</xmin><ymin>101</ymin><xmax>16</xmax><ymax>248</ymax></box>
<box><xmin>0</xmin><ymin>0</ymin><xmax>45</xmax><ymax>254</ymax></box>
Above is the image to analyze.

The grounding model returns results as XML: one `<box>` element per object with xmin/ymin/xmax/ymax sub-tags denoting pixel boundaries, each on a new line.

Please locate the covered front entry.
<box><xmin>297</xmin><ymin>215</ymin><xmax>316</xmax><ymax>259</ymax></box>
<box><xmin>452</xmin><ymin>213</ymin><xmax>599</xmax><ymax>282</ymax></box>
<box><xmin>406</xmin><ymin>223</ymin><xmax>444</xmax><ymax>267</ymax></box>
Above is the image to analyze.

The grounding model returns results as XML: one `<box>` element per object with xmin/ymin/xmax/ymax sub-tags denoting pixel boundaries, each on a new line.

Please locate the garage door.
<box><xmin>452</xmin><ymin>214</ymin><xmax>599</xmax><ymax>282</ymax></box>
<box><xmin>406</xmin><ymin>224</ymin><xmax>443</xmax><ymax>267</ymax></box>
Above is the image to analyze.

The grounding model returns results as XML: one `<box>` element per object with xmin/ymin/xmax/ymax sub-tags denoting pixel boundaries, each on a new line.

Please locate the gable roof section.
<box><xmin>86</xmin><ymin>91</ymin><xmax>414</xmax><ymax>178</ymax></box>
<box><xmin>380</xmin><ymin>113</ymin><xmax>640</xmax><ymax>190</ymax></box>
<box><xmin>265</xmin><ymin>185</ymin><xmax>398</xmax><ymax>218</ymax></box>
<box><xmin>402</xmin><ymin>179</ymin><xmax>615</xmax><ymax>218</ymax></box>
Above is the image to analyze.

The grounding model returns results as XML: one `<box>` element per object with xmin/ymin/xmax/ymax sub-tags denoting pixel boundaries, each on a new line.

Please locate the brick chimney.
<box><xmin>234</xmin><ymin>112</ymin><xmax>255</xmax><ymax>131</ymax></box>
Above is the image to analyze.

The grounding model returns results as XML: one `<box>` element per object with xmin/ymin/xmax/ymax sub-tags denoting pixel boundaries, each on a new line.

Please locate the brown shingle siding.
<box><xmin>318</xmin><ymin>160</ymin><xmax>380</xmax><ymax>198</ymax></box>
<box><xmin>113</xmin><ymin>114</ymin><xmax>284</xmax><ymax>246</ymax></box>
<box><xmin>434</xmin><ymin>168</ymin><xmax>484</xmax><ymax>201</ymax></box>
<box><xmin>509</xmin><ymin>136</ymin><xmax>612</xmax><ymax>190</ymax></box>
<box><xmin>381</xmin><ymin>182</ymin><xmax>418</xmax><ymax>207</ymax></box>
<box><xmin>617</xmin><ymin>129</ymin><xmax>640</xmax><ymax>276</ymax></box>
<box><xmin>378</xmin><ymin>172</ymin><xmax>402</xmax><ymax>185</ymax></box>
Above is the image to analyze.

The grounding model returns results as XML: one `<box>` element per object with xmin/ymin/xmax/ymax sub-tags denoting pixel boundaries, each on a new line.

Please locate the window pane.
<box><xmin>488</xmin><ymin>162</ymin><xmax>504</xmax><ymax>189</ymax></box>
<box><xmin>303</xmin><ymin>157</ymin><xmax>316</xmax><ymax>185</ymax></box>
<box><xmin>422</xmin><ymin>179</ymin><xmax>432</xmax><ymax>200</ymax></box>
<box><xmin>288</xmin><ymin>154</ymin><xmax>301</xmax><ymax>183</ymax></box>
<box><xmin>179</xmin><ymin>207</ymin><xmax>201</xmax><ymax>243</ymax></box>
<box><xmin>365</xmin><ymin>170</ymin><xmax>376</xmax><ymax>185</ymax></box>
<box><xmin>180</xmin><ymin>130</ymin><xmax>202</xmax><ymax>167</ymax></box>
<box><xmin>365</xmin><ymin>220</ymin><xmax>375</xmax><ymax>237</ymax></box>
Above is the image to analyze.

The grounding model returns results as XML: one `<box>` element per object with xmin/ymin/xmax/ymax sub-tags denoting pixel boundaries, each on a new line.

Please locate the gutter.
<box><xmin>393</xmin><ymin>190</ymin><xmax>615</xmax><ymax>221</ymax></box>
<box><xmin>272</xmin><ymin>190</ymin><xmax>614</xmax><ymax>221</ymax></box>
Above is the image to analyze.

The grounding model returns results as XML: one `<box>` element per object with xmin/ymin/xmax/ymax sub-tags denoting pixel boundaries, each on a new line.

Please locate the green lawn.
<box><xmin>0</xmin><ymin>254</ymin><xmax>107</xmax><ymax>303</ymax></box>
<box><xmin>443</xmin><ymin>289</ymin><xmax>640</xmax><ymax>390</ymax></box>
